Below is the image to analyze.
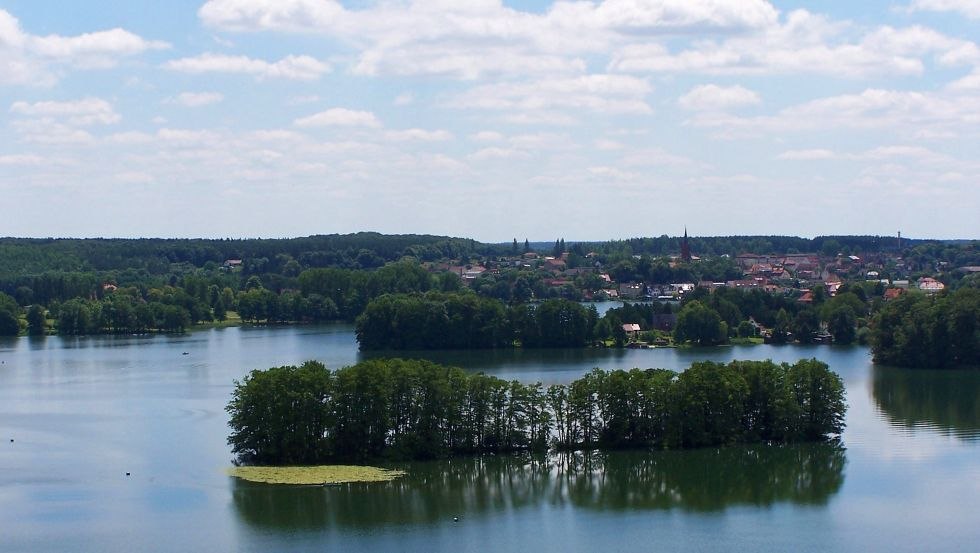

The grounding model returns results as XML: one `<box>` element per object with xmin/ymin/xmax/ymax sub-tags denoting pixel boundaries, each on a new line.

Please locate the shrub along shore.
<box><xmin>227</xmin><ymin>358</ymin><xmax>846</xmax><ymax>465</ymax></box>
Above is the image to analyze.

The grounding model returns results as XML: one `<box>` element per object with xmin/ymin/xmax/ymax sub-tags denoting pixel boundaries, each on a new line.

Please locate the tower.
<box><xmin>681</xmin><ymin>227</ymin><xmax>691</xmax><ymax>262</ymax></box>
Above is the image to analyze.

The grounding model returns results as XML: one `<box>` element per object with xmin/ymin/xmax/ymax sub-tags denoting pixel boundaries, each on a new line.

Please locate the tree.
<box><xmin>826</xmin><ymin>305</ymin><xmax>857</xmax><ymax>344</ymax></box>
<box><xmin>792</xmin><ymin>308</ymin><xmax>820</xmax><ymax>344</ymax></box>
<box><xmin>26</xmin><ymin>304</ymin><xmax>47</xmax><ymax>335</ymax></box>
<box><xmin>227</xmin><ymin>360</ymin><xmax>335</xmax><ymax>465</ymax></box>
<box><xmin>0</xmin><ymin>290</ymin><xmax>22</xmax><ymax>332</ymax></box>
<box><xmin>674</xmin><ymin>301</ymin><xmax>728</xmax><ymax>346</ymax></box>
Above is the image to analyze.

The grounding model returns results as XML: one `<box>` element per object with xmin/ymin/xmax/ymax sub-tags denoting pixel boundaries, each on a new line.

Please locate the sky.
<box><xmin>1</xmin><ymin>0</ymin><xmax>978</xmax><ymax>242</ymax></box>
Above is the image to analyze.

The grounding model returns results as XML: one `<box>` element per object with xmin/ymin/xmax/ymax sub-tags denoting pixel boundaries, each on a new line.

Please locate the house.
<box><xmin>619</xmin><ymin>283</ymin><xmax>645</xmax><ymax>299</ymax></box>
<box><xmin>917</xmin><ymin>277</ymin><xmax>945</xmax><ymax>294</ymax></box>
<box><xmin>622</xmin><ymin>323</ymin><xmax>641</xmax><ymax>341</ymax></box>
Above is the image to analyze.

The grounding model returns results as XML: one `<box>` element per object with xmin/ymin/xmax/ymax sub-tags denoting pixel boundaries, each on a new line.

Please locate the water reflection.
<box><xmin>232</xmin><ymin>443</ymin><xmax>846</xmax><ymax>530</ymax></box>
<box><xmin>872</xmin><ymin>366</ymin><xmax>980</xmax><ymax>441</ymax></box>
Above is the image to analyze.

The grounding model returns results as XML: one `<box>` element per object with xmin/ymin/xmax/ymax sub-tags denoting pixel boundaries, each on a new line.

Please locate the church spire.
<box><xmin>681</xmin><ymin>227</ymin><xmax>691</xmax><ymax>262</ymax></box>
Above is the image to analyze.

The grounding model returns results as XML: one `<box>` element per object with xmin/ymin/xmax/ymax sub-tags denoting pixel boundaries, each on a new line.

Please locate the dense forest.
<box><xmin>227</xmin><ymin>358</ymin><xmax>846</xmax><ymax>465</ymax></box>
<box><xmin>1</xmin><ymin>233</ymin><xmax>975</xmax><ymax>346</ymax></box>
<box><xmin>870</xmin><ymin>287</ymin><xmax>980</xmax><ymax>368</ymax></box>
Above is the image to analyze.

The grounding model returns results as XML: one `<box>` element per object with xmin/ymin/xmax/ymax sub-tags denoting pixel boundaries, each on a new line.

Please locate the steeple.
<box><xmin>681</xmin><ymin>227</ymin><xmax>691</xmax><ymax>262</ymax></box>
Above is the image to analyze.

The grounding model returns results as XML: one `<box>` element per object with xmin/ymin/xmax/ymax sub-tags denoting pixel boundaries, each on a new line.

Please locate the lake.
<box><xmin>2</xmin><ymin>325</ymin><xmax>979</xmax><ymax>552</ymax></box>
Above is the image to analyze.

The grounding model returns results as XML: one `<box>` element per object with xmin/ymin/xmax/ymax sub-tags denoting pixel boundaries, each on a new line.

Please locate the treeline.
<box><xmin>598</xmin><ymin>235</ymin><xmax>933</xmax><ymax>258</ymax></box>
<box><xmin>355</xmin><ymin>294</ymin><xmax>601</xmax><ymax>350</ymax></box>
<box><xmin>675</xmin><ymin>285</ymin><xmax>874</xmax><ymax>346</ymax></box>
<box><xmin>353</xmin><ymin>284</ymin><xmax>875</xmax><ymax>350</ymax></box>
<box><xmin>870</xmin><ymin>287</ymin><xmax>979</xmax><ymax>368</ymax></box>
<box><xmin>0</xmin><ymin>233</ymin><xmax>488</xmax><ymax>279</ymax></box>
<box><xmin>227</xmin><ymin>358</ymin><xmax>846</xmax><ymax>464</ymax></box>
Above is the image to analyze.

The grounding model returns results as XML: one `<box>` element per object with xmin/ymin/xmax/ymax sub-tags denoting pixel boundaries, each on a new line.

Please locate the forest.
<box><xmin>870</xmin><ymin>287</ymin><xmax>980</xmax><ymax>368</ymax></box>
<box><xmin>226</xmin><ymin>358</ymin><xmax>846</xmax><ymax>465</ymax></box>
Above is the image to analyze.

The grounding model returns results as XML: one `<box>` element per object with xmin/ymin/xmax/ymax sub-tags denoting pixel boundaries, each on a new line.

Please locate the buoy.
<box><xmin>9</xmin><ymin>439</ymin><xmax>13</xmax><ymax>443</ymax></box>
<box><xmin>126</xmin><ymin>472</ymin><xmax>131</xmax><ymax>476</ymax></box>
<box><xmin>453</xmin><ymin>517</ymin><xmax>459</xmax><ymax>522</ymax></box>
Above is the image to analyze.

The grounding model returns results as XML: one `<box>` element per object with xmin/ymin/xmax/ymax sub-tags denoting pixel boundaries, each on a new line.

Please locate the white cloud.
<box><xmin>678</xmin><ymin>84</ymin><xmax>760</xmax><ymax>111</ymax></box>
<box><xmin>610</xmin><ymin>11</ymin><xmax>978</xmax><ymax>77</ymax></box>
<box><xmin>948</xmin><ymin>69</ymin><xmax>980</xmax><ymax>92</ymax></box>
<box><xmin>10</xmin><ymin>98</ymin><xmax>120</xmax><ymax>126</ymax></box>
<box><xmin>451</xmin><ymin>74</ymin><xmax>653</xmax><ymax>115</ymax></box>
<box><xmin>777</xmin><ymin>145</ymin><xmax>954</xmax><ymax>163</ymax></box>
<box><xmin>294</xmin><ymin>108</ymin><xmax>382</xmax><ymax>128</ymax></box>
<box><xmin>0</xmin><ymin>154</ymin><xmax>43</xmax><ymax>165</ymax></box>
<box><xmin>777</xmin><ymin>149</ymin><xmax>837</xmax><ymax>160</ymax></box>
<box><xmin>470</xmin><ymin>131</ymin><xmax>505</xmax><ymax>142</ymax></box>
<box><xmin>588</xmin><ymin>166</ymin><xmax>636</xmax><ymax>180</ymax></box>
<box><xmin>907</xmin><ymin>0</ymin><xmax>980</xmax><ymax>19</ymax></box>
<box><xmin>468</xmin><ymin>147</ymin><xmax>530</xmax><ymax>161</ymax></box>
<box><xmin>595</xmin><ymin>138</ymin><xmax>624</xmax><ymax>150</ymax></box>
<box><xmin>0</xmin><ymin>9</ymin><xmax>168</xmax><ymax>85</ymax></box>
<box><xmin>167</xmin><ymin>92</ymin><xmax>225</xmax><ymax>107</ymax></box>
<box><xmin>197</xmin><ymin>0</ymin><xmax>776</xmax><ymax>79</ymax></box>
<box><xmin>394</xmin><ymin>92</ymin><xmax>415</xmax><ymax>106</ymax></box>
<box><xmin>620</xmin><ymin>147</ymin><xmax>696</xmax><ymax>167</ymax></box>
<box><xmin>692</xmin><ymin>88</ymin><xmax>980</xmax><ymax>139</ymax></box>
<box><xmin>502</xmin><ymin>112</ymin><xmax>579</xmax><ymax>126</ymax></box>
<box><xmin>164</xmin><ymin>53</ymin><xmax>329</xmax><ymax>80</ymax></box>
<box><xmin>384</xmin><ymin>129</ymin><xmax>453</xmax><ymax>142</ymax></box>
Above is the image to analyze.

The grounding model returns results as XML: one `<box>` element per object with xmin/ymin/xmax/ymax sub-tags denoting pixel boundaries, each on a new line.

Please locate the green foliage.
<box><xmin>355</xmin><ymin>293</ymin><xmax>595</xmax><ymax>350</ymax></box>
<box><xmin>228</xmin><ymin>358</ymin><xmax>847</xmax><ymax>465</ymax></box>
<box><xmin>674</xmin><ymin>300</ymin><xmax>728</xmax><ymax>346</ymax></box>
<box><xmin>0</xmin><ymin>292</ymin><xmax>22</xmax><ymax>335</ymax></box>
<box><xmin>227</xmin><ymin>358</ymin><xmax>552</xmax><ymax>464</ymax></box>
<box><xmin>26</xmin><ymin>304</ymin><xmax>47</xmax><ymax>335</ymax></box>
<box><xmin>870</xmin><ymin>288</ymin><xmax>980</xmax><ymax>368</ymax></box>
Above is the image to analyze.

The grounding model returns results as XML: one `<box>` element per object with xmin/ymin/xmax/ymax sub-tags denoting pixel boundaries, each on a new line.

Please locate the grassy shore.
<box><xmin>228</xmin><ymin>465</ymin><xmax>406</xmax><ymax>485</ymax></box>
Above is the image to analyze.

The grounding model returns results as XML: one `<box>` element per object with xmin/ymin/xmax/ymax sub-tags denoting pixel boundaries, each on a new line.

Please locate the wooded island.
<box><xmin>227</xmin><ymin>358</ymin><xmax>846</xmax><ymax>465</ymax></box>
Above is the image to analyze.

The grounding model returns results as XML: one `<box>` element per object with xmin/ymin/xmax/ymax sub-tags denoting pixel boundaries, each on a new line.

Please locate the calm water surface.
<box><xmin>1</xmin><ymin>325</ymin><xmax>979</xmax><ymax>552</ymax></box>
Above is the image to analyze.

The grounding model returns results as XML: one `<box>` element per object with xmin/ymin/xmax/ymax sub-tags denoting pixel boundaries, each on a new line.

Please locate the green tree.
<box><xmin>0</xmin><ymin>290</ymin><xmax>22</xmax><ymax>334</ymax></box>
<box><xmin>826</xmin><ymin>305</ymin><xmax>857</xmax><ymax>344</ymax></box>
<box><xmin>26</xmin><ymin>304</ymin><xmax>47</xmax><ymax>335</ymax></box>
<box><xmin>792</xmin><ymin>308</ymin><xmax>820</xmax><ymax>344</ymax></box>
<box><xmin>673</xmin><ymin>300</ymin><xmax>728</xmax><ymax>346</ymax></box>
<box><xmin>227</xmin><ymin>360</ymin><xmax>335</xmax><ymax>465</ymax></box>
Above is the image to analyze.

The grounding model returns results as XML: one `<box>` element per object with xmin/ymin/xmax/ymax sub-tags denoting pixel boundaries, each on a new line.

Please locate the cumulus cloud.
<box><xmin>691</xmin><ymin>87</ymin><xmax>980</xmax><ymax>139</ymax></box>
<box><xmin>384</xmin><ymin>129</ymin><xmax>453</xmax><ymax>142</ymax></box>
<box><xmin>164</xmin><ymin>53</ymin><xmax>329</xmax><ymax>80</ymax></box>
<box><xmin>678</xmin><ymin>84</ymin><xmax>760</xmax><ymax>111</ymax></box>
<box><xmin>907</xmin><ymin>0</ymin><xmax>980</xmax><ymax>19</ymax></box>
<box><xmin>609</xmin><ymin>11</ymin><xmax>979</xmax><ymax>77</ymax></box>
<box><xmin>10</xmin><ymin>98</ymin><xmax>120</xmax><ymax>126</ymax></box>
<box><xmin>294</xmin><ymin>108</ymin><xmax>382</xmax><ymax>128</ymax></box>
<box><xmin>0</xmin><ymin>154</ymin><xmax>44</xmax><ymax>165</ymax></box>
<box><xmin>0</xmin><ymin>9</ymin><xmax>168</xmax><ymax>86</ymax></box>
<box><xmin>167</xmin><ymin>92</ymin><xmax>225</xmax><ymax>107</ymax></box>
<box><xmin>778</xmin><ymin>145</ymin><xmax>953</xmax><ymax>163</ymax></box>
<box><xmin>197</xmin><ymin>0</ymin><xmax>779</xmax><ymax>79</ymax></box>
<box><xmin>777</xmin><ymin>149</ymin><xmax>837</xmax><ymax>160</ymax></box>
<box><xmin>451</xmin><ymin>74</ymin><xmax>653</xmax><ymax>115</ymax></box>
<box><xmin>468</xmin><ymin>147</ymin><xmax>531</xmax><ymax>161</ymax></box>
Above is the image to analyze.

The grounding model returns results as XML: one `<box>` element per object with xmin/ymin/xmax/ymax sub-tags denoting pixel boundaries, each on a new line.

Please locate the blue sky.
<box><xmin>1</xmin><ymin>0</ymin><xmax>978</xmax><ymax>241</ymax></box>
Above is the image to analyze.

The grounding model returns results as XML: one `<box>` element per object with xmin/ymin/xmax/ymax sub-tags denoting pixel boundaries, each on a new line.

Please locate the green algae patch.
<box><xmin>228</xmin><ymin>465</ymin><xmax>405</xmax><ymax>485</ymax></box>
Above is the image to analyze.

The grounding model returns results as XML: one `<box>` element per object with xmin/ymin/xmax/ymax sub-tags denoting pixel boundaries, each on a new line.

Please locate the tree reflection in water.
<box><xmin>872</xmin><ymin>366</ymin><xmax>980</xmax><ymax>441</ymax></box>
<box><xmin>232</xmin><ymin>443</ymin><xmax>846</xmax><ymax>530</ymax></box>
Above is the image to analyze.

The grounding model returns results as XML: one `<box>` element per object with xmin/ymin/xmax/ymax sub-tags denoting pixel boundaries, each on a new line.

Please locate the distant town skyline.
<box><xmin>2</xmin><ymin>1</ymin><xmax>979</xmax><ymax>241</ymax></box>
